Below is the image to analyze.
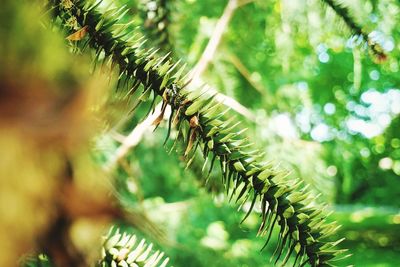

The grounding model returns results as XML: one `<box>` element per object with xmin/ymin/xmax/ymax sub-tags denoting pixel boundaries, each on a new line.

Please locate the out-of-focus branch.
<box><xmin>191</xmin><ymin>0</ymin><xmax>239</xmax><ymax>82</ymax></box>
<box><xmin>105</xmin><ymin>103</ymin><xmax>164</xmax><ymax>171</ymax></box>
<box><xmin>322</xmin><ymin>0</ymin><xmax>387</xmax><ymax>61</ymax></box>
<box><xmin>191</xmin><ymin>0</ymin><xmax>255</xmax><ymax>81</ymax></box>
<box><xmin>214</xmin><ymin>93</ymin><xmax>255</xmax><ymax>120</ymax></box>
<box><xmin>189</xmin><ymin>0</ymin><xmax>255</xmax><ymax>121</ymax></box>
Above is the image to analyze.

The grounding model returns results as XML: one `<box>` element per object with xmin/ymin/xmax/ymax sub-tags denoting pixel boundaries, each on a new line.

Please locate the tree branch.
<box><xmin>49</xmin><ymin>1</ymin><xmax>347</xmax><ymax>265</ymax></box>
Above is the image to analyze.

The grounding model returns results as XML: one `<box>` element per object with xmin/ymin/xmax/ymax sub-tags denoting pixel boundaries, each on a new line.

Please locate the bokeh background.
<box><xmin>1</xmin><ymin>0</ymin><xmax>399</xmax><ymax>266</ymax></box>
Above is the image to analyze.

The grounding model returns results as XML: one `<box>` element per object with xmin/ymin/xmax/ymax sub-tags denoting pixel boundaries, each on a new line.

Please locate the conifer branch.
<box><xmin>49</xmin><ymin>0</ymin><xmax>348</xmax><ymax>265</ymax></box>
<box><xmin>99</xmin><ymin>228</ymin><xmax>169</xmax><ymax>267</ymax></box>
<box><xmin>322</xmin><ymin>0</ymin><xmax>387</xmax><ymax>61</ymax></box>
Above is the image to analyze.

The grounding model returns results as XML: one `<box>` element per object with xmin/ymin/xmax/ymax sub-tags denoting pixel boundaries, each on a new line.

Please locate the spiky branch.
<box><xmin>322</xmin><ymin>0</ymin><xmax>387</xmax><ymax>61</ymax></box>
<box><xmin>22</xmin><ymin>229</ymin><xmax>170</xmax><ymax>267</ymax></box>
<box><xmin>99</xmin><ymin>228</ymin><xmax>169</xmax><ymax>267</ymax></box>
<box><xmin>49</xmin><ymin>0</ymin><xmax>347</xmax><ymax>265</ymax></box>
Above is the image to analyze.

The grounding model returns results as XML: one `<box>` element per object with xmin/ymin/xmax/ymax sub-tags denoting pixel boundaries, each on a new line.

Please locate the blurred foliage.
<box><xmin>1</xmin><ymin>0</ymin><xmax>400</xmax><ymax>266</ymax></box>
<box><xmin>0</xmin><ymin>1</ymin><xmax>110</xmax><ymax>266</ymax></box>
